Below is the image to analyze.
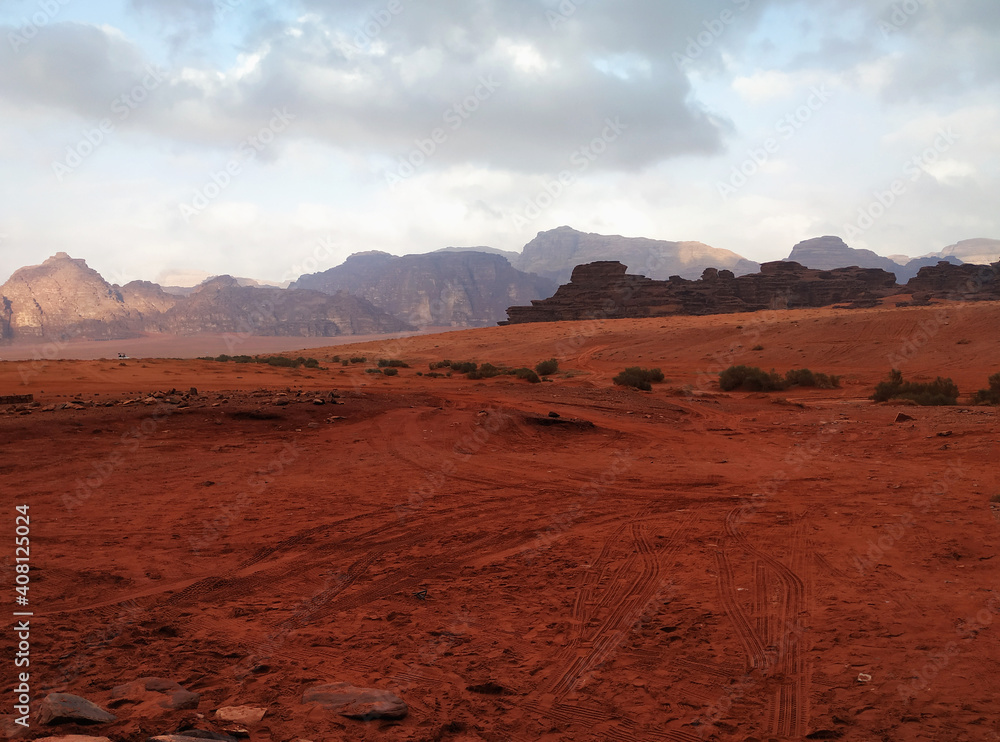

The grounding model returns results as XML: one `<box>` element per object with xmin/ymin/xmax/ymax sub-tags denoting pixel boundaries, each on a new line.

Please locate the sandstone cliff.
<box><xmin>154</xmin><ymin>276</ymin><xmax>413</xmax><ymax>336</ymax></box>
<box><xmin>0</xmin><ymin>253</ymin><xmax>150</xmax><ymax>340</ymax></box>
<box><xmin>291</xmin><ymin>251</ymin><xmax>556</xmax><ymax>327</ymax></box>
<box><xmin>786</xmin><ymin>236</ymin><xmax>901</xmax><ymax>275</ymax></box>
<box><xmin>903</xmin><ymin>261</ymin><xmax>1000</xmax><ymax>300</ymax></box>
<box><xmin>502</xmin><ymin>260</ymin><xmax>898</xmax><ymax>324</ymax></box>
<box><xmin>512</xmin><ymin>226</ymin><xmax>760</xmax><ymax>283</ymax></box>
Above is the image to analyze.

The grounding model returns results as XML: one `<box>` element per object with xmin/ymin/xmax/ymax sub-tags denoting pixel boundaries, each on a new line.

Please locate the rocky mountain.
<box><xmin>511</xmin><ymin>226</ymin><xmax>760</xmax><ymax>283</ymax></box>
<box><xmin>155</xmin><ymin>276</ymin><xmax>412</xmax><ymax>336</ymax></box>
<box><xmin>291</xmin><ymin>250</ymin><xmax>556</xmax><ymax>327</ymax></box>
<box><xmin>785</xmin><ymin>235</ymin><xmax>967</xmax><ymax>282</ymax></box>
<box><xmin>434</xmin><ymin>245</ymin><xmax>521</xmax><ymax>262</ymax></box>
<box><xmin>502</xmin><ymin>260</ymin><xmax>898</xmax><ymax>324</ymax></box>
<box><xmin>927</xmin><ymin>238</ymin><xmax>1000</xmax><ymax>266</ymax></box>
<box><xmin>0</xmin><ymin>253</ymin><xmax>153</xmax><ymax>340</ymax></box>
<box><xmin>0</xmin><ymin>254</ymin><xmax>413</xmax><ymax>342</ymax></box>
<box><xmin>786</xmin><ymin>236</ymin><xmax>901</xmax><ymax>274</ymax></box>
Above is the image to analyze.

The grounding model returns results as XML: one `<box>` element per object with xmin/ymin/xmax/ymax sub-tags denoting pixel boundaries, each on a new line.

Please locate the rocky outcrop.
<box><xmin>291</xmin><ymin>251</ymin><xmax>555</xmax><ymax>327</ymax></box>
<box><xmin>903</xmin><ymin>261</ymin><xmax>1000</xmax><ymax>300</ymax></box>
<box><xmin>512</xmin><ymin>226</ymin><xmax>759</xmax><ymax>283</ymax></box>
<box><xmin>786</xmin><ymin>236</ymin><xmax>901</xmax><ymax>275</ymax></box>
<box><xmin>155</xmin><ymin>276</ymin><xmax>413</xmax><ymax>336</ymax></box>
<box><xmin>37</xmin><ymin>693</ymin><xmax>116</xmax><ymax>725</ymax></box>
<box><xmin>502</xmin><ymin>260</ymin><xmax>898</xmax><ymax>324</ymax></box>
<box><xmin>893</xmin><ymin>255</ymin><xmax>962</xmax><ymax>283</ymax></box>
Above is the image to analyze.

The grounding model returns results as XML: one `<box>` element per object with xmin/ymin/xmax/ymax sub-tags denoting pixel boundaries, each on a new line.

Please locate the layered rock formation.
<box><xmin>291</xmin><ymin>251</ymin><xmax>556</xmax><ymax>327</ymax></box>
<box><xmin>930</xmin><ymin>238</ymin><xmax>1000</xmax><ymax>266</ymax></box>
<box><xmin>903</xmin><ymin>261</ymin><xmax>1000</xmax><ymax>300</ymax></box>
<box><xmin>154</xmin><ymin>276</ymin><xmax>413</xmax><ymax>336</ymax></box>
<box><xmin>512</xmin><ymin>226</ymin><xmax>760</xmax><ymax>283</ymax></box>
<box><xmin>502</xmin><ymin>260</ymin><xmax>898</xmax><ymax>324</ymax></box>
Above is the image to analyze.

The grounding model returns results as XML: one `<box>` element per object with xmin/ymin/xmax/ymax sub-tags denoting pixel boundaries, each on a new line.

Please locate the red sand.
<box><xmin>2</xmin><ymin>301</ymin><xmax>999</xmax><ymax>741</ymax></box>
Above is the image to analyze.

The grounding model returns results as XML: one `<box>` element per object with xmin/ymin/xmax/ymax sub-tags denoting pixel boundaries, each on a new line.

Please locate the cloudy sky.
<box><xmin>1</xmin><ymin>0</ymin><xmax>997</xmax><ymax>285</ymax></box>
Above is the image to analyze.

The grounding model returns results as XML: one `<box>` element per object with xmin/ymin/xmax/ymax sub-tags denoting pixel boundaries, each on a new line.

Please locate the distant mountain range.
<box><xmin>2</xmin><ymin>229</ymin><xmax>998</xmax><ymax>342</ymax></box>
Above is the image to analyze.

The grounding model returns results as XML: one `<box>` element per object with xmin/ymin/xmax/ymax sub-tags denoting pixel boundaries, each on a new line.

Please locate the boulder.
<box><xmin>214</xmin><ymin>706</ymin><xmax>266</xmax><ymax>725</ymax></box>
<box><xmin>37</xmin><ymin>694</ymin><xmax>116</xmax><ymax>725</ymax></box>
<box><xmin>303</xmin><ymin>682</ymin><xmax>407</xmax><ymax>720</ymax></box>
<box><xmin>109</xmin><ymin>677</ymin><xmax>200</xmax><ymax>713</ymax></box>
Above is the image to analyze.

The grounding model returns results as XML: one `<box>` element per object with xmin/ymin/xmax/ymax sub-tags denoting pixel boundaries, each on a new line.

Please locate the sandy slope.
<box><xmin>1</xmin><ymin>301</ymin><xmax>998</xmax><ymax>742</ymax></box>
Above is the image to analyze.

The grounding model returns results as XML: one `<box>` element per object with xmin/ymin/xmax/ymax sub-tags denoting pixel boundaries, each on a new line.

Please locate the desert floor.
<box><xmin>2</xmin><ymin>301</ymin><xmax>999</xmax><ymax>742</ymax></box>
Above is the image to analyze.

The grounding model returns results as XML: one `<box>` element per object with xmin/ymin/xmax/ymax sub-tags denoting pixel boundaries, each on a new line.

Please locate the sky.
<box><xmin>1</xmin><ymin>0</ymin><xmax>998</xmax><ymax>286</ymax></box>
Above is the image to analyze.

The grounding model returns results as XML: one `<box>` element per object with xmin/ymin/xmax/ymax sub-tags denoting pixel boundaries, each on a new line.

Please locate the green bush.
<box><xmin>871</xmin><ymin>369</ymin><xmax>959</xmax><ymax>406</ymax></box>
<box><xmin>378</xmin><ymin>359</ymin><xmax>409</xmax><ymax>368</ymax></box>
<box><xmin>341</xmin><ymin>359</ymin><xmax>349</xmax><ymax>366</ymax></box>
<box><xmin>214</xmin><ymin>354</ymin><xmax>232</xmax><ymax>362</ymax></box>
<box><xmin>365</xmin><ymin>368</ymin><xmax>382</xmax><ymax>374</ymax></box>
<box><xmin>971</xmin><ymin>372</ymin><xmax>1000</xmax><ymax>405</ymax></box>
<box><xmin>382</xmin><ymin>367</ymin><xmax>399</xmax><ymax>376</ymax></box>
<box><xmin>535</xmin><ymin>358</ymin><xmax>559</xmax><ymax>376</ymax></box>
<box><xmin>513</xmin><ymin>367</ymin><xmax>541</xmax><ymax>383</ymax></box>
<box><xmin>783</xmin><ymin>368</ymin><xmax>840</xmax><ymax>389</ymax></box>
<box><xmin>265</xmin><ymin>356</ymin><xmax>297</xmax><ymax>367</ymax></box>
<box><xmin>232</xmin><ymin>355</ymin><xmax>253</xmax><ymax>364</ymax></box>
<box><xmin>719</xmin><ymin>366</ymin><xmax>785</xmax><ymax>392</ymax></box>
<box><xmin>613</xmin><ymin>367</ymin><xmax>665</xmax><ymax>391</ymax></box>
<box><xmin>331</xmin><ymin>355</ymin><xmax>341</xmax><ymax>363</ymax></box>
<box><xmin>304</xmin><ymin>358</ymin><xmax>320</xmax><ymax>369</ymax></box>
<box><xmin>350</xmin><ymin>356</ymin><xmax>367</xmax><ymax>364</ymax></box>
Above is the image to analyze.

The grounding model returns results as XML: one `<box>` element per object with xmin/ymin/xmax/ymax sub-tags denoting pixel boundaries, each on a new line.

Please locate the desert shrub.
<box><xmin>871</xmin><ymin>370</ymin><xmax>959</xmax><ymax>406</ymax></box>
<box><xmin>382</xmin><ymin>367</ymin><xmax>399</xmax><ymax>376</ymax></box>
<box><xmin>341</xmin><ymin>359</ymin><xmax>349</xmax><ymax>366</ymax></box>
<box><xmin>365</xmin><ymin>368</ymin><xmax>382</xmax><ymax>374</ymax></box>
<box><xmin>331</xmin><ymin>355</ymin><xmax>341</xmax><ymax>362</ymax></box>
<box><xmin>429</xmin><ymin>360</ymin><xmax>452</xmax><ymax>370</ymax></box>
<box><xmin>719</xmin><ymin>365</ymin><xmax>785</xmax><ymax>392</ymax></box>
<box><xmin>232</xmin><ymin>355</ymin><xmax>253</xmax><ymax>364</ymax></box>
<box><xmin>783</xmin><ymin>368</ymin><xmax>841</xmax><ymax>389</ymax></box>
<box><xmin>304</xmin><ymin>358</ymin><xmax>320</xmax><ymax>369</ymax></box>
<box><xmin>451</xmin><ymin>361</ymin><xmax>478</xmax><ymax>374</ymax></box>
<box><xmin>425</xmin><ymin>372</ymin><xmax>443</xmax><ymax>378</ymax></box>
<box><xmin>513</xmin><ymin>367</ymin><xmax>541</xmax><ymax>383</ymax></box>
<box><xmin>535</xmin><ymin>358</ymin><xmax>559</xmax><ymax>376</ymax></box>
<box><xmin>214</xmin><ymin>354</ymin><xmax>232</xmax><ymax>362</ymax></box>
<box><xmin>378</xmin><ymin>359</ymin><xmax>409</xmax><ymax>368</ymax></box>
<box><xmin>264</xmin><ymin>356</ymin><xmax>297</xmax><ymax>367</ymax></box>
<box><xmin>971</xmin><ymin>372</ymin><xmax>1000</xmax><ymax>405</ymax></box>
<box><xmin>468</xmin><ymin>363</ymin><xmax>505</xmax><ymax>380</ymax></box>
<box><xmin>613</xmin><ymin>367</ymin><xmax>665</xmax><ymax>391</ymax></box>
<box><xmin>350</xmin><ymin>356</ymin><xmax>367</xmax><ymax>364</ymax></box>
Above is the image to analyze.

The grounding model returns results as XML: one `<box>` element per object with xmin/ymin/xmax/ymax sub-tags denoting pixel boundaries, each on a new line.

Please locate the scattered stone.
<box><xmin>215</xmin><ymin>707</ymin><xmax>266</xmax><ymax>725</ymax></box>
<box><xmin>894</xmin><ymin>412</ymin><xmax>915</xmax><ymax>423</ymax></box>
<box><xmin>148</xmin><ymin>734</ymin><xmax>236</xmax><ymax>742</ymax></box>
<box><xmin>937</xmin><ymin>430</ymin><xmax>953</xmax><ymax>437</ymax></box>
<box><xmin>37</xmin><ymin>693</ymin><xmax>117</xmax><ymax>725</ymax></box>
<box><xmin>303</xmin><ymin>683</ymin><xmax>407</xmax><ymax>720</ymax></box>
<box><xmin>547</xmin><ymin>411</ymin><xmax>560</xmax><ymax>418</ymax></box>
<box><xmin>312</xmin><ymin>398</ymin><xmax>325</xmax><ymax>405</ymax></box>
<box><xmin>189</xmin><ymin>387</ymin><xmax>198</xmax><ymax>395</ymax></box>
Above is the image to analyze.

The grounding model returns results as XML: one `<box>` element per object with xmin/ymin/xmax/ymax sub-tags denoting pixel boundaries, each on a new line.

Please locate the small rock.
<box><xmin>937</xmin><ymin>430</ymin><xmax>953</xmax><ymax>437</ymax></box>
<box><xmin>37</xmin><ymin>694</ymin><xmax>116</xmax><ymax>725</ymax></box>
<box><xmin>215</xmin><ymin>706</ymin><xmax>266</xmax><ymax>725</ymax></box>
<box><xmin>548</xmin><ymin>411</ymin><xmax>560</xmax><ymax>418</ymax></box>
<box><xmin>312</xmin><ymin>398</ymin><xmax>325</xmax><ymax>405</ymax></box>
<box><xmin>894</xmin><ymin>412</ymin><xmax>914</xmax><ymax>423</ymax></box>
<box><xmin>303</xmin><ymin>682</ymin><xmax>407</xmax><ymax>720</ymax></box>
<box><xmin>149</xmin><ymin>732</ymin><xmax>236</xmax><ymax>742</ymax></box>
<box><xmin>189</xmin><ymin>387</ymin><xmax>198</xmax><ymax>395</ymax></box>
